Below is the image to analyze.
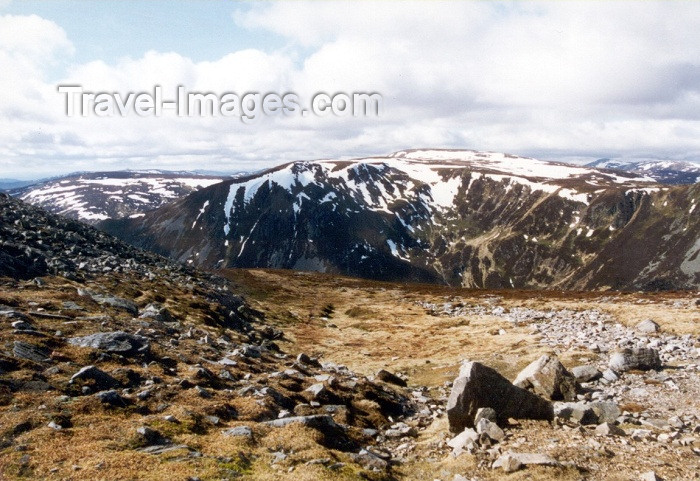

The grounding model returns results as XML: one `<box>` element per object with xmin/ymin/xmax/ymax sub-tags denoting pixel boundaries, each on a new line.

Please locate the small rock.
<box><xmin>296</xmin><ymin>353</ymin><xmax>321</xmax><ymax>367</ymax></box>
<box><xmin>47</xmin><ymin>421</ymin><xmax>63</xmax><ymax>430</ymax></box>
<box><xmin>571</xmin><ymin>365</ymin><xmax>601</xmax><ymax>382</ymax></box>
<box><xmin>376</xmin><ymin>369</ymin><xmax>407</xmax><ymax>387</ymax></box>
<box><xmin>595</xmin><ymin>422</ymin><xmax>626</xmax><ymax>437</ymax></box>
<box><xmin>447</xmin><ymin>428</ymin><xmax>479</xmax><ymax>454</ymax></box>
<box><xmin>492</xmin><ymin>453</ymin><xmax>523</xmax><ymax>473</ymax></box>
<box><xmin>589</xmin><ymin>402</ymin><xmax>621</xmax><ymax>424</ymax></box>
<box><xmin>70</xmin><ymin>365</ymin><xmax>119</xmax><ymax>390</ymax></box>
<box><xmin>304</xmin><ymin>383</ymin><xmax>327</xmax><ymax>399</ymax></box>
<box><xmin>474</xmin><ymin>407</ymin><xmax>497</xmax><ymax>424</ymax></box>
<box><xmin>195</xmin><ymin>386</ymin><xmax>212</xmax><ymax>398</ymax></box>
<box><xmin>476</xmin><ymin>418</ymin><xmax>505</xmax><ymax>442</ymax></box>
<box><xmin>222</xmin><ymin>426</ymin><xmax>252</xmax><ymax>438</ymax></box>
<box><xmin>639</xmin><ymin>471</ymin><xmax>663</xmax><ymax>481</ymax></box>
<box><xmin>78</xmin><ymin>290</ymin><xmax>138</xmax><ymax>315</ymax></box>
<box><xmin>94</xmin><ymin>390</ymin><xmax>128</xmax><ymax>406</ymax></box>
<box><xmin>263</xmin><ymin>415</ymin><xmax>338</xmax><ymax>430</ymax></box>
<box><xmin>510</xmin><ymin>452</ymin><xmax>560</xmax><ymax>467</ymax></box>
<box><xmin>137</xmin><ymin>426</ymin><xmax>165</xmax><ymax>445</ymax></box>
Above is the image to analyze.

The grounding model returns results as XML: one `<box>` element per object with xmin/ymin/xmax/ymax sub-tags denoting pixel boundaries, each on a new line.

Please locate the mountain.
<box><xmin>9</xmin><ymin>170</ymin><xmax>233</xmax><ymax>224</ymax></box>
<box><xmin>586</xmin><ymin>158</ymin><xmax>700</xmax><ymax>185</ymax></box>
<box><xmin>100</xmin><ymin>149</ymin><xmax>700</xmax><ymax>290</ymax></box>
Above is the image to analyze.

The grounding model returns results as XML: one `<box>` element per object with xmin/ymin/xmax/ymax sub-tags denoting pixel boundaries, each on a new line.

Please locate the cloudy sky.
<box><xmin>1</xmin><ymin>1</ymin><xmax>700</xmax><ymax>179</ymax></box>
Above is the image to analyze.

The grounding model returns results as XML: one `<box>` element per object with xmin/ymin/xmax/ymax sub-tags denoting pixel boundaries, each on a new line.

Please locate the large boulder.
<box><xmin>513</xmin><ymin>354</ymin><xmax>577</xmax><ymax>401</ymax></box>
<box><xmin>635</xmin><ymin>319</ymin><xmax>660</xmax><ymax>334</ymax></box>
<box><xmin>446</xmin><ymin>361</ymin><xmax>554</xmax><ymax>433</ymax></box>
<box><xmin>609</xmin><ymin>348</ymin><xmax>661</xmax><ymax>372</ymax></box>
<box><xmin>68</xmin><ymin>331</ymin><xmax>150</xmax><ymax>357</ymax></box>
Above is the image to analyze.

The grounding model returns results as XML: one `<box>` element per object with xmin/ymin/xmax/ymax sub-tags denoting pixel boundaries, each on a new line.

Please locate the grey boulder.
<box><xmin>571</xmin><ymin>365</ymin><xmax>602</xmax><ymax>383</ymax></box>
<box><xmin>513</xmin><ymin>354</ymin><xmax>578</xmax><ymax>401</ymax></box>
<box><xmin>609</xmin><ymin>348</ymin><xmax>661</xmax><ymax>372</ymax></box>
<box><xmin>635</xmin><ymin>319</ymin><xmax>660</xmax><ymax>334</ymax></box>
<box><xmin>446</xmin><ymin>361</ymin><xmax>553</xmax><ymax>433</ymax></box>
<box><xmin>554</xmin><ymin>401</ymin><xmax>620</xmax><ymax>425</ymax></box>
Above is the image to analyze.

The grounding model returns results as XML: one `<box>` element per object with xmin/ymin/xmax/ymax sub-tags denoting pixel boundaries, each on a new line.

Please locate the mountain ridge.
<box><xmin>100</xmin><ymin>149</ymin><xmax>700</xmax><ymax>291</ymax></box>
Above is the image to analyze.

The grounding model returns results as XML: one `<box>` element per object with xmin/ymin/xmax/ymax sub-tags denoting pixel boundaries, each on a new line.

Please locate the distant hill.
<box><xmin>586</xmin><ymin>158</ymin><xmax>700</xmax><ymax>185</ymax></box>
<box><xmin>9</xmin><ymin>170</ymin><xmax>235</xmax><ymax>224</ymax></box>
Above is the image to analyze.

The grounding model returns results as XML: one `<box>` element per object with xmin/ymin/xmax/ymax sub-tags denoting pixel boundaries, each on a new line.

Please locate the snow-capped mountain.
<box><xmin>100</xmin><ymin>149</ymin><xmax>700</xmax><ymax>290</ymax></box>
<box><xmin>586</xmin><ymin>158</ymin><xmax>700</xmax><ymax>185</ymax></box>
<box><xmin>10</xmin><ymin>171</ymin><xmax>233</xmax><ymax>224</ymax></box>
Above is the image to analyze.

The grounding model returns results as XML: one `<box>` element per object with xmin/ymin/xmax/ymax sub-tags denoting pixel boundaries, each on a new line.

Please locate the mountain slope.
<box><xmin>10</xmin><ymin>171</ymin><xmax>230</xmax><ymax>224</ymax></box>
<box><xmin>100</xmin><ymin>149</ymin><xmax>700</xmax><ymax>290</ymax></box>
<box><xmin>586</xmin><ymin>158</ymin><xmax>700</xmax><ymax>185</ymax></box>
<box><xmin>0</xmin><ymin>191</ymin><xmax>429</xmax><ymax>481</ymax></box>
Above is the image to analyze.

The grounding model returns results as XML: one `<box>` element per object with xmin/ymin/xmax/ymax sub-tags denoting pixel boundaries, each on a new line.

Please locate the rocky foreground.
<box><xmin>415</xmin><ymin>300</ymin><xmax>700</xmax><ymax>480</ymax></box>
<box><xmin>1</xmin><ymin>193</ymin><xmax>699</xmax><ymax>480</ymax></box>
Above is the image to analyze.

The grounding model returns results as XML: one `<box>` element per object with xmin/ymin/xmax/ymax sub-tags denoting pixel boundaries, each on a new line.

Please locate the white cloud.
<box><xmin>2</xmin><ymin>2</ymin><xmax>700</xmax><ymax>178</ymax></box>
